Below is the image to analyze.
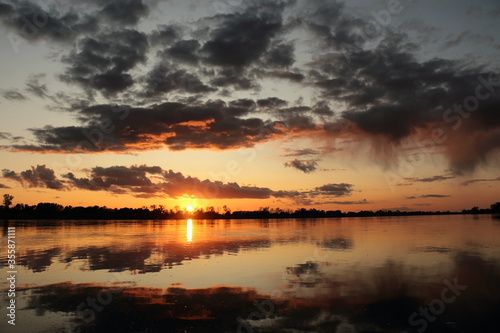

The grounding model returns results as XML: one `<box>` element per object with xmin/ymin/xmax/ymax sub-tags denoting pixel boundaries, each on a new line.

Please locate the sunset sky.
<box><xmin>0</xmin><ymin>0</ymin><xmax>499</xmax><ymax>212</ymax></box>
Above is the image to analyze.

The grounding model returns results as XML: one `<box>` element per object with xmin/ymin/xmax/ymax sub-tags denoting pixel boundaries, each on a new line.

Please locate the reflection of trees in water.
<box><xmin>0</xmin><ymin>238</ymin><xmax>273</xmax><ymax>273</ymax></box>
<box><xmin>318</xmin><ymin>237</ymin><xmax>353</xmax><ymax>250</ymax></box>
<box><xmin>19</xmin><ymin>251</ymin><xmax>500</xmax><ymax>332</ymax></box>
<box><xmin>285</xmin><ymin>261</ymin><xmax>321</xmax><ymax>288</ymax></box>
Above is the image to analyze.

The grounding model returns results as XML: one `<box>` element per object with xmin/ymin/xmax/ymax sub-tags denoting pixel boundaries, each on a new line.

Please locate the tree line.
<box><xmin>2</xmin><ymin>194</ymin><xmax>499</xmax><ymax>220</ymax></box>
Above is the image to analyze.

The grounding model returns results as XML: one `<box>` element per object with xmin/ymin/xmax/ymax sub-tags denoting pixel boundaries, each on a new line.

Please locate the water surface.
<box><xmin>1</xmin><ymin>215</ymin><xmax>500</xmax><ymax>332</ymax></box>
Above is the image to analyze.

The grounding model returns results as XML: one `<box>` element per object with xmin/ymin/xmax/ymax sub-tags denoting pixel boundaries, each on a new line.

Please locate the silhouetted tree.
<box><xmin>492</xmin><ymin>202</ymin><xmax>500</xmax><ymax>213</ymax></box>
<box><xmin>3</xmin><ymin>194</ymin><xmax>13</xmax><ymax>209</ymax></box>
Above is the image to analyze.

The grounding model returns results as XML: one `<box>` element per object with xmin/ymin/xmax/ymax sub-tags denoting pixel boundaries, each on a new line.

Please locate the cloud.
<box><xmin>407</xmin><ymin>194</ymin><xmax>451</xmax><ymax>199</ymax></box>
<box><xmin>257</xmin><ymin>97</ymin><xmax>288</xmax><ymax>108</ymax></box>
<box><xmin>143</xmin><ymin>65</ymin><xmax>216</xmax><ymax>96</ymax></box>
<box><xmin>404</xmin><ymin>175</ymin><xmax>456</xmax><ymax>183</ymax></box>
<box><xmin>98</xmin><ymin>0</ymin><xmax>148</xmax><ymax>25</ymax></box>
<box><xmin>26</xmin><ymin>74</ymin><xmax>49</xmax><ymax>98</ymax></box>
<box><xmin>0</xmin><ymin>132</ymin><xmax>11</xmax><ymax>140</ymax></box>
<box><xmin>324</xmin><ymin>199</ymin><xmax>369</xmax><ymax>205</ymax></box>
<box><xmin>461</xmin><ymin>176</ymin><xmax>500</xmax><ymax>186</ymax></box>
<box><xmin>4</xmin><ymin>164</ymin><xmax>358</xmax><ymax>204</ymax></box>
<box><xmin>314</xmin><ymin>183</ymin><xmax>353</xmax><ymax>197</ymax></box>
<box><xmin>201</xmin><ymin>7</ymin><xmax>283</xmax><ymax>68</ymax></box>
<box><xmin>1</xmin><ymin>89</ymin><xmax>27</xmax><ymax>101</ymax></box>
<box><xmin>284</xmin><ymin>159</ymin><xmax>318</xmax><ymax>173</ymax></box>
<box><xmin>2</xmin><ymin>0</ymin><xmax>499</xmax><ymax>177</ymax></box>
<box><xmin>60</xmin><ymin>29</ymin><xmax>149</xmax><ymax>95</ymax></box>
<box><xmin>149</xmin><ymin>24</ymin><xmax>181</xmax><ymax>46</ymax></box>
<box><xmin>10</xmin><ymin>100</ymin><xmax>286</xmax><ymax>153</ymax></box>
<box><xmin>0</xmin><ymin>0</ymin><xmax>97</xmax><ymax>42</ymax></box>
<box><xmin>281</xmin><ymin>148</ymin><xmax>319</xmax><ymax>157</ymax></box>
<box><xmin>0</xmin><ymin>183</ymin><xmax>10</xmax><ymax>188</ymax></box>
<box><xmin>263</xmin><ymin>41</ymin><xmax>295</xmax><ymax>68</ymax></box>
<box><xmin>3</xmin><ymin>165</ymin><xmax>65</xmax><ymax>190</ymax></box>
<box><xmin>163</xmin><ymin>39</ymin><xmax>201</xmax><ymax>65</ymax></box>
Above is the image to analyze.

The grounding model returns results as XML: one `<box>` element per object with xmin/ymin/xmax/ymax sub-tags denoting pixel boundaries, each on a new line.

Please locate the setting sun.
<box><xmin>186</xmin><ymin>205</ymin><xmax>193</xmax><ymax>212</ymax></box>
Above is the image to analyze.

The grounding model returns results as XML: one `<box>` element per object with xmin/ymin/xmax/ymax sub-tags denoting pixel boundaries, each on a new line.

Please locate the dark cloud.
<box><xmin>10</xmin><ymin>100</ymin><xmax>285</xmax><ymax>153</ymax></box>
<box><xmin>257</xmin><ymin>97</ymin><xmax>288</xmax><ymax>108</ymax></box>
<box><xmin>165</xmin><ymin>39</ymin><xmax>201</xmax><ymax>64</ymax></box>
<box><xmin>404</xmin><ymin>175</ymin><xmax>456</xmax><ymax>183</ymax></box>
<box><xmin>99</xmin><ymin>0</ymin><xmax>148</xmax><ymax>25</ymax></box>
<box><xmin>2</xmin><ymin>0</ymin><xmax>499</xmax><ymax>177</ymax></box>
<box><xmin>0</xmin><ymin>183</ymin><xmax>10</xmax><ymax>188</ymax></box>
<box><xmin>284</xmin><ymin>159</ymin><xmax>318</xmax><ymax>173</ymax></box>
<box><xmin>60</xmin><ymin>29</ymin><xmax>149</xmax><ymax>95</ymax></box>
<box><xmin>265</xmin><ymin>69</ymin><xmax>305</xmax><ymax>82</ymax></box>
<box><xmin>461</xmin><ymin>176</ymin><xmax>500</xmax><ymax>186</ymax></box>
<box><xmin>143</xmin><ymin>65</ymin><xmax>216</xmax><ymax>96</ymax></box>
<box><xmin>264</xmin><ymin>42</ymin><xmax>295</xmax><ymax>68</ymax></box>
<box><xmin>4</xmin><ymin>164</ymin><xmax>358</xmax><ymax>204</ymax></box>
<box><xmin>281</xmin><ymin>148</ymin><xmax>319</xmax><ymax>157</ymax></box>
<box><xmin>309</xmin><ymin>35</ymin><xmax>500</xmax><ymax>172</ymax></box>
<box><xmin>407</xmin><ymin>194</ymin><xmax>450</xmax><ymax>199</ymax></box>
<box><xmin>202</xmin><ymin>9</ymin><xmax>282</xmax><ymax>68</ymax></box>
<box><xmin>1</xmin><ymin>89</ymin><xmax>27</xmax><ymax>101</ymax></box>
<box><xmin>421</xmin><ymin>194</ymin><xmax>450</xmax><ymax>198</ymax></box>
<box><xmin>0</xmin><ymin>1</ymin><xmax>97</xmax><ymax>42</ymax></box>
<box><xmin>149</xmin><ymin>24</ymin><xmax>181</xmax><ymax>46</ymax></box>
<box><xmin>3</xmin><ymin>165</ymin><xmax>65</xmax><ymax>190</ymax></box>
<box><xmin>210</xmin><ymin>68</ymin><xmax>257</xmax><ymax>90</ymax></box>
<box><xmin>25</xmin><ymin>74</ymin><xmax>49</xmax><ymax>98</ymax></box>
<box><xmin>314</xmin><ymin>183</ymin><xmax>353</xmax><ymax>197</ymax></box>
<box><xmin>324</xmin><ymin>199</ymin><xmax>368</xmax><ymax>205</ymax></box>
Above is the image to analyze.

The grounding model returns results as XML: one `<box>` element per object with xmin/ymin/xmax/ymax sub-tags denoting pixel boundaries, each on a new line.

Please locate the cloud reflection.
<box><xmin>12</xmin><ymin>251</ymin><xmax>500</xmax><ymax>333</ymax></box>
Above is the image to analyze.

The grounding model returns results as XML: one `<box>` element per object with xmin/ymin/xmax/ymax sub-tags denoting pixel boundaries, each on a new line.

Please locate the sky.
<box><xmin>0</xmin><ymin>0</ymin><xmax>499</xmax><ymax>212</ymax></box>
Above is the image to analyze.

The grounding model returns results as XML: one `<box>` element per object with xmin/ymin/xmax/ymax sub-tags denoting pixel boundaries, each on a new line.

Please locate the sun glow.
<box><xmin>186</xmin><ymin>205</ymin><xmax>193</xmax><ymax>212</ymax></box>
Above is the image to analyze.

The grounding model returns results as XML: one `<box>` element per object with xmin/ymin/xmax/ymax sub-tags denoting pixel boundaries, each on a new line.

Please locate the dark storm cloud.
<box><xmin>210</xmin><ymin>68</ymin><xmax>257</xmax><ymax>90</ymax></box>
<box><xmin>304</xmin><ymin>4</ymin><xmax>500</xmax><ymax>172</ymax></box>
<box><xmin>284</xmin><ymin>159</ymin><xmax>318</xmax><ymax>173</ymax></box>
<box><xmin>264</xmin><ymin>42</ymin><xmax>295</xmax><ymax>68</ymax></box>
<box><xmin>257</xmin><ymin>97</ymin><xmax>288</xmax><ymax>108</ymax></box>
<box><xmin>2</xmin><ymin>0</ymin><xmax>499</xmax><ymax>176</ymax></box>
<box><xmin>0</xmin><ymin>0</ymin><xmax>97</xmax><ymax>42</ymax></box>
<box><xmin>201</xmin><ymin>8</ymin><xmax>282</xmax><ymax>68</ymax></box>
<box><xmin>1</xmin><ymin>89</ymin><xmax>27</xmax><ymax>101</ymax></box>
<box><xmin>98</xmin><ymin>0</ymin><xmax>148</xmax><ymax>25</ymax></box>
<box><xmin>149</xmin><ymin>24</ymin><xmax>181</xmax><ymax>46</ymax></box>
<box><xmin>164</xmin><ymin>39</ymin><xmax>201</xmax><ymax>64</ymax></box>
<box><xmin>60</xmin><ymin>29</ymin><xmax>149</xmax><ymax>95</ymax></box>
<box><xmin>10</xmin><ymin>100</ymin><xmax>285</xmax><ymax>152</ymax></box>
<box><xmin>265</xmin><ymin>69</ymin><xmax>305</xmax><ymax>82</ymax></box>
<box><xmin>143</xmin><ymin>65</ymin><xmax>215</xmax><ymax>96</ymax></box>
<box><xmin>3</xmin><ymin>165</ymin><xmax>65</xmax><ymax>190</ymax></box>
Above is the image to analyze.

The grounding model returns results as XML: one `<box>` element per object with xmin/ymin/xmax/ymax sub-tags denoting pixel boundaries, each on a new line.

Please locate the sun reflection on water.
<box><xmin>187</xmin><ymin>219</ymin><xmax>192</xmax><ymax>242</ymax></box>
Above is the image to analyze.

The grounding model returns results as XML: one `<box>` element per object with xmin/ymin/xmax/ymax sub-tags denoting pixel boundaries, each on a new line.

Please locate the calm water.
<box><xmin>1</xmin><ymin>215</ymin><xmax>500</xmax><ymax>332</ymax></box>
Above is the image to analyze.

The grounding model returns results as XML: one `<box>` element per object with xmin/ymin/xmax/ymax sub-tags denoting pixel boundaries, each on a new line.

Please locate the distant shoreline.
<box><xmin>1</xmin><ymin>205</ymin><xmax>497</xmax><ymax>221</ymax></box>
